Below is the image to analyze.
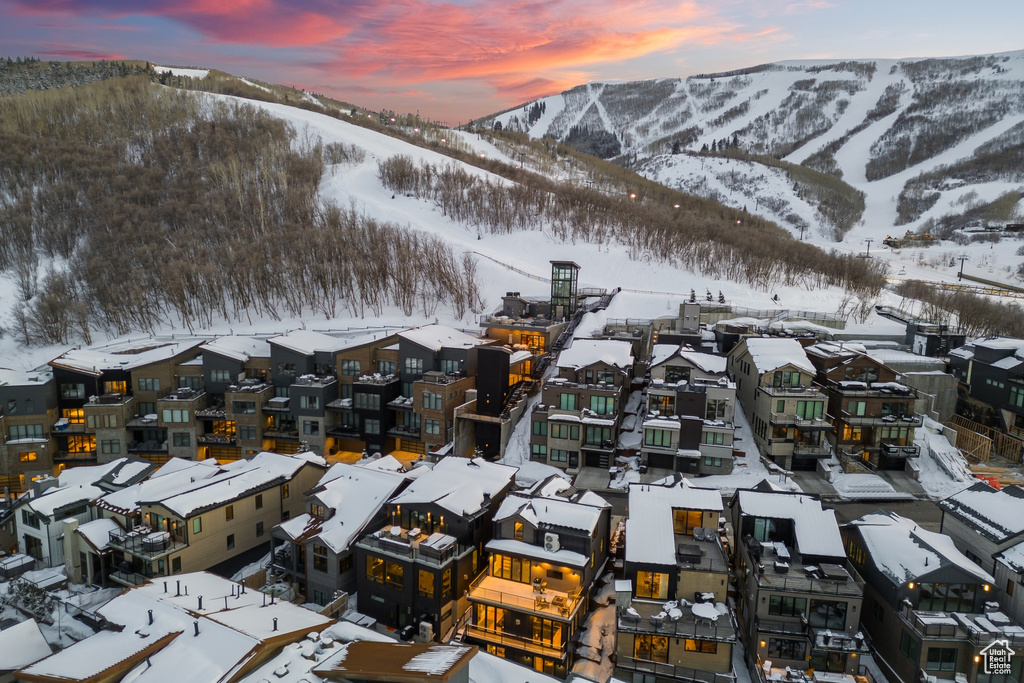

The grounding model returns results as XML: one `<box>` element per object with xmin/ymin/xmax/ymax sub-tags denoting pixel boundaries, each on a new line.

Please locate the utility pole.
<box><xmin>864</xmin><ymin>238</ymin><xmax>873</xmax><ymax>258</ymax></box>
<box><xmin>958</xmin><ymin>255</ymin><xmax>969</xmax><ymax>281</ymax></box>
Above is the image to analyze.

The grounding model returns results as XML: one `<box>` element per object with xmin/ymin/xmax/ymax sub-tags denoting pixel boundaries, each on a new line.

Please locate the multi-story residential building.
<box><xmin>17</xmin><ymin>571</ymin><xmax>332</xmax><ymax>683</ymax></box>
<box><xmin>13</xmin><ymin>457</ymin><xmax>156</xmax><ymax>567</ymax></box>
<box><xmin>464</xmin><ymin>476</ymin><xmax>611</xmax><ymax>678</ymax></box>
<box><xmin>843</xmin><ymin>511</ymin><xmax>1021</xmax><ymax>683</ymax></box>
<box><xmin>329</xmin><ymin>332</ymin><xmax>400</xmax><ymax>456</ymax></box>
<box><xmin>805</xmin><ymin>342</ymin><xmax>921</xmax><ymax>470</ymax></box>
<box><xmin>105</xmin><ymin>450</ymin><xmax>326</xmax><ymax>587</ymax></box>
<box><xmin>354</xmin><ymin>456</ymin><xmax>516</xmax><ymax>641</ymax></box>
<box><xmin>0</xmin><ymin>366</ymin><xmax>56</xmax><ymax>493</ymax></box>
<box><xmin>645</xmin><ymin>345</ymin><xmax>736</xmax><ymax>475</ymax></box>
<box><xmin>937</xmin><ymin>482</ymin><xmax>1024</xmax><ymax>576</ymax></box>
<box><xmin>937</xmin><ymin>482</ymin><xmax>1024</xmax><ymax>624</ymax></box>
<box><xmin>949</xmin><ymin>337</ymin><xmax>1024</xmax><ymax>440</ymax></box>
<box><xmin>617</xmin><ymin>477</ymin><xmax>736</xmax><ymax>683</ymax></box>
<box><xmin>453</xmin><ymin>345</ymin><xmax>535</xmax><ymax>459</ymax></box>
<box><xmin>728</xmin><ymin>337</ymin><xmax>831</xmax><ymax>471</ymax></box>
<box><xmin>394</xmin><ymin>325</ymin><xmax>492</xmax><ymax>456</ymax></box>
<box><xmin>731</xmin><ymin>485</ymin><xmax>866</xmax><ymax>679</ymax></box>
<box><xmin>70</xmin><ymin>457</ymin><xmax>219</xmax><ymax>586</ymax></box>
<box><xmin>48</xmin><ymin>341</ymin><xmax>204</xmax><ymax>467</ymax></box>
<box><xmin>531</xmin><ymin>339</ymin><xmax>634</xmax><ymax>470</ymax></box>
<box><xmin>269</xmin><ymin>461</ymin><xmax>406</xmax><ymax>605</ymax></box>
<box><xmin>200</xmin><ymin>336</ymin><xmax>272</xmax><ymax>399</ymax></box>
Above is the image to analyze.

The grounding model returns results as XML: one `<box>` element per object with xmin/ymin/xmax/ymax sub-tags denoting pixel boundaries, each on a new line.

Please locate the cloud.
<box><xmin>38</xmin><ymin>47</ymin><xmax>128</xmax><ymax>60</ymax></box>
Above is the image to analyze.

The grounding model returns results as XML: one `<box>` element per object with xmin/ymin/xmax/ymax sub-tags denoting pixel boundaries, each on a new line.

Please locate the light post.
<box><xmin>864</xmin><ymin>238</ymin><xmax>873</xmax><ymax>258</ymax></box>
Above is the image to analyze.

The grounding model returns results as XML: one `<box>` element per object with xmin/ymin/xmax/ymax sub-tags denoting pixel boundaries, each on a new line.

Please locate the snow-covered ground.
<box><xmin>152</xmin><ymin>65</ymin><xmax>209</xmax><ymax>79</ymax></box>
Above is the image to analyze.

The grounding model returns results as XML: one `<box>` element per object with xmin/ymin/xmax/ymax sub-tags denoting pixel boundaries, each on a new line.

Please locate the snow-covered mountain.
<box><xmin>486</xmin><ymin>51</ymin><xmax>1024</xmax><ymax>245</ymax></box>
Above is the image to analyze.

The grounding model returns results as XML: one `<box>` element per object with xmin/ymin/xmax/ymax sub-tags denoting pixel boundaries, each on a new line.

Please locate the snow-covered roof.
<box><xmin>997</xmin><ymin>540</ymin><xmax>1024</xmax><ymax>574</ymax></box>
<box><xmin>487</xmin><ymin>538</ymin><xmax>588</xmax><ymax>567</ymax></box>
<box><xmin>311</xmin><ymin>641</ymin><xmax>475</xmax><ymax>680</ymax></box>
<box><xmin>200</xmin><ymin>335</ymin><xmax>271</xmax><ymax>362</ymax></box>
<box><xmin>677</xmin><ymin>350</ymin><xmax>728</xmax><ymax>375</ymax></box>
<box><xmin>143</xmin><ymin>452</ymin><xmax>325</xmax><ymax>518</ymax></box>
<box><xmin>741</xmin><ymin>337</ymin><xmax>815</xmax><ymax>376</ymax></box>
<box><xmin>847</xmin><ymin>511</ymin><xmax>994</xmax><ymax>586</ymax></box>
<box><xmin>295</xmin><ymin>463</ymin><xmax>405</xmax><ymax>553</ymax></box>
<box><xmin>269</xmin><ymin>330</ymin><xmax>352</xmax><ymax>355</ymax></box>
<box><xmin>0</xmin><ymin>365</ymin><xmax>52</xmax><ymax>387</ymax></box>
<box><xmin>0</xmin><ymin>618</ymin><xmax>52</xmax><ymax>671</ymax></box>
<box><xmin>95</xmin><ymin>458</ymin><xmax>223</xmax><ymax>516</ymax></box>
<box><xmin>27</xmin><ymin>458</ymin><xmax>151</xmax><ymax>518</ymax></box>
<box><xmin>626</xmin><ymin>479</ymin><xmax>724</xmax><ymax>565</ymax></box>
<box><xmin>937</xmin><ymin>483</ymin><xmax>1024</xmax><ymax>542</ymax></box>
<box><xmin>650</xmin><ymin>344</ymin><xmax>681</xmax><ymax>368</ymax></box>
<box><xmin>49</xmin><ymin>340</ymin><xmax>202</xmax><ymax>375</ymax></box>
<box><xmin>75</xmin><ymin>517</ymin><xmax>120</xmax><ymax>552</ymax></box>
<box><xmin>493</xmin><ymin>493</ymin><xmax>604</xmax><ymax>534</ymax></box>
<box><xmin>397</xmin><ymin>324</ymin><xmax>488</xmax><ymax>352</ymax></box>
<box><xmin>390</xmin><ymin>457</ymin><xmax>515</xmax><ymax>516</ymax></box>
<box><xmin>21</xmin><ymin>571</ymin><xmax>329</xmax><ymax>683</ymax></box>
<box><xmin>556</xmin><ymin>339</ymin><xmax>634</xmax><ymax>371</ymax></box>
<box><xmin>735</xmin><ymin>489</ymin><xmax>845</xmax><ymax>558</ymax></box>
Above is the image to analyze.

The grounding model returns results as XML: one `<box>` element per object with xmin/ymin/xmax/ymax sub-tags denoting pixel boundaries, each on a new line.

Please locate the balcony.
<box><xmin>468</xmin><ymin>574</ymin><xmax>583</xmax><ymax>621</ymax></box>
<box><xmin>195</xmin><ymin>406</ymin><xmax>227</xmax><ymax>420</ymax></box>
<box><xmin>52</xmin><ymin>420</ymin><xmax>87</xmax><ymax>434</ymax></box>
<box><xmin>292</xmin><ymin>374</ymin><xmax>336</xmax><ymax>388</ymax></box>
<box><xmin>160</xmin><ymin>388</ymin><xmax>205</xmax><ymax>403</ymax></box>
<box><xmin>745</xmin><ymin>547</ymin><xmax>863</xmax><ymax>597</ymax></box>
<box><xmin>262</xmin><ymin>397</ymin><xmax>291</xmax><ymax>413</ymax></box>
<box><xmin>263</xmin><ymin>428</ymin><xmax>299</xmax><ymax>440</ymax></box>
<box><xmin>615</xmin><ymin>656</ymin><xmax>736</xmax><ymax>683</ymax></box>
<box><xmin>754</xmin><ymin>616</ymin><xmax>808</xmax><ymax>637</ymax></box>
<box><xmin>881</xmin><ymin>443</ymin><xmax>920</xmax><ymax>457</ymax></box>
<box><xmin>388</xmin><ymin>425</ymin><xmax>421</xmax><ymax>439</ymax></box>
<box><xmin>464</xmin><ymin>624</ymin><xmax>566</xmax><ymax>659</ymax></box>
<box><xmin>326</xmin><ymin>425</ymin><xmax>360</xmax><ymax>439</ymax></box>
<box><xmin>196</xmin><ymin>433</ymin><xmax>236</xmax><ymax>446</ymax></box>
<box><xmin>127</xmin><ymin>440</ymin><xmax>168</xmax><ymax>455</ymax></box>
<box><xmin>808</xmin><ymin>626</ymin><xmax>869</xmax><ymax>653</ymax></box>
<box><xmin>54</xmin><ymin>450</ymin><xmax>97</xmax><ymax>463</ymax></box>
<box><xmin>417</xmin><ymin>372</ymin><xmax>464</xmax><ymax>386</ymax></box>
<box><xmin>769</xmin><ymin>414</ymin><xmax>833</xmax><ymax>430</ymax></box>
<box><xmin>126</xmin><ymin>414</ymin><xmax>161</xmax><ymax>429</ymax></box>
<box><xmin>357</xmin><ymin>527</ymin><xmax>471</xmax><ymax>568</ymax></box>
<box><xmin>619</xmin><ymin>600</ymin><xmax>737</xmax><ymax>642</ymax></box>
<box><xmin>355</xmin><ymin>374</ymin><xmax>399</xmax><ymax>387</ymax></box>
<box><xmin>109</xmin><ymin>527</ymin><xmax>186</xmax><ymax>560</ymax></box>
<box><xmin>109</xmin><ymin>567</ymin><xmax>157</xmax><ymax>588</ymax></box>
<box><xmin>761</xmin><ymin>385</ymin><xmax>825</xmax><ymax>398</ymax></box>
<box><xmin>899</xmin><ymin>605</ymin><xmax>1024</xmax><ymax>647</ymax></box>
<box><xmin>86</xmin><ymin>393</ymin><xmax>134</xmax><ymax>407</ymax></box>
<box><xmin>793</xmin><ymin>443</ymin><xmax>830</xmax><ymax>457</ymax></box>
<box><xmin>387</xmin><ymin>396</ymin><xmax>415</xmax><ymax>411</ymax></box>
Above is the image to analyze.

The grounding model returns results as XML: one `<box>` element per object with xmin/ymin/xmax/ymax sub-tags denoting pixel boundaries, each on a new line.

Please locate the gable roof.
<box><xmin>143</xmin><ymin>452</ymin><xmax>325</xmax><ymax>518</ymax></box>
<box><xmin>741</xmin><ymin>337</ymin><xmax>815</xmax><ymax>376</ymax></box>
<box><xmin>847</xmin><ymin>510</ymin><xmax>995</xmax><ymax>586</ymax></box>
<box><xmin>390</xmin><ymin>457</ymin><xmax>515</xmax><ymax>516</ymax></box>
<box><xmin>269</xmin><ymin>330</ymin><xmax>352</xmax><ymax>355</ymax></box>
<box><xmin>937</xmin><ymin>482</ymin><xmax>1024</xmax><ymax>543</ymax></box>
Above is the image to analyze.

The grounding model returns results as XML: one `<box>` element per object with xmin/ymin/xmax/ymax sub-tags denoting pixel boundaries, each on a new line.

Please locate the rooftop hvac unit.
<box><xmin>544</xmin><ymin>532</ymin><xmax>560</xmax><ymax>553</ymax></box>
<box><xmin>418</xmin><ymin>621</ymin><xmax>434</xmax><ymax>641</ymax></box>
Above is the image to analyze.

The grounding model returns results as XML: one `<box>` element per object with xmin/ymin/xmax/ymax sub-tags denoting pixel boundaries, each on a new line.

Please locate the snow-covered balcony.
<box><xmin>467</xmin><ymin>573</ymin><xmax>584</xmax><ymax>622</ymax></box>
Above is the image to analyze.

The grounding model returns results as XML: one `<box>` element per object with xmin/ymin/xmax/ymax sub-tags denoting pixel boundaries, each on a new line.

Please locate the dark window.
<box><xmin>769</xmin><ymin>595</ymin><xmax>807</xmax><ymax>618</ymax></box>
<box><xmin>926</xmin><ymin>647</ymin><xmax>957</xmax><ymax>672</ymax></box>
<box><xmin>226</xmin><ymin>534</ymin><xmax>235</xmax><ymax>550</ymax></box>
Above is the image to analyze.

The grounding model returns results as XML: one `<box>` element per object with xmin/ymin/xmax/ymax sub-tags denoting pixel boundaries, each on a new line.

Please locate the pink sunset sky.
<box><xmin>1</xmin><ymin>0</ymin><xmax>1021</xmax><ymax>123</ymax></box>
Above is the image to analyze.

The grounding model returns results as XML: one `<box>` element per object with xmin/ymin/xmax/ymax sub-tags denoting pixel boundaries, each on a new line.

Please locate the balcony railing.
<box><xmin>464</xmin><ymin>624</ymin><xmax>566</xmax><ymax>659</ymax></box>
<box><xmin>900</xmin><ymin>605</ymin><xmax>1024</xmax><ymax>647</ymax></box>
<box><xmin>109</xmin><ymin>527</ymin><xmax>187</xmax><ymax>560</ymax></box>
<box><xmin>195</xmin><ymin>407</ymin><xmax>227</xmax><ymax>420</ymax></box>
<box><xmin>882</xmin><ymin>443</ymin><xmax>921</xmax><ymax>457</ymax></box>
<box><xmin>109</xmin><ymin>567</ymin><xmax>157</xmax><ymax>587</ymax></box>
<box><xmin>357</xmin><ymin>528</ymin><xmax>471</xmax><ymax>568</ymax></box>
<box><xmin>761</xmin><ymin>385</ymin><xmax>825</xmax><ymax>398</ymax></box>
<box><xmin>388</xmin><ymin>425</ymin><xmax>422</xmax><ymax>439</ymax></box>
<box><xmin>54</xmin><ymin>450</ymin><xmax>97</xmax><ymax>462</ymax></box>
<box><xmin>468</xmin><ymin>574</ymin><xmax>582</xmax><ymax>621</ymax></box>
<box><xmin>615</xmin><ymin>656</ymin><xmax>736</xmax><ymax>683</ymax></box>
<box><xmin>197</xmin><ymin>433</ymin><xmax>236</xmax><ymax>446</ymax></box>
<box><xmin>263</xmin><ymin>429</ymin><xmax>299</xmax><ymax>440</ymax></box>
<box><xmin>793</xmin><ymin>444</ymin><xmax>830</xmax><ymax>457</ymax></box>
<box><xmin>127</xmin><ymin>441</ymin><xmax>168</xmax><ymax>454</ymax></box>
<box><xmin>619</xmin><ymin>609</ymin><xmax>736</xmax><ymax>641</ymax></box>
<box><xmin>755</xmin><ymin>616</ymin><xmax>808</xmax><ymax>637</ymax></box>
<box><xmin>769</xmin><ymin>414</ymin><xmax>832</xmax><ymax>429</ymax></box>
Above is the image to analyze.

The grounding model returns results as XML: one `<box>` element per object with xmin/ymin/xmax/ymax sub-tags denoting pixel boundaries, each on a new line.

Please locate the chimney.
<box><xmin>176</xmin><ymin>580</ymin><xmax>181</xmax><ymax>597</ymax></box>
<box><xmin>163</xmin><ymin>581</ymin><xmax>167</xmax><ymax>593</ymax></box>
<box><xmin>198</xmin><ymin>596</ymin><xmax>203</xmax><ymax>611</ymax></box>
<box><xmin>148</xmin><ymin>610</ymin><xmax>153</xmax><ymax>625</ymax></box>
<box><xmin>193</xmin><ymin>621</ymin><xmax>200</xmax><ymax>637</ymax></box>
<box><xmin>272</xmin><ymin>618</ymin><xmax>278</xmax><ymax>632</ymax></box>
